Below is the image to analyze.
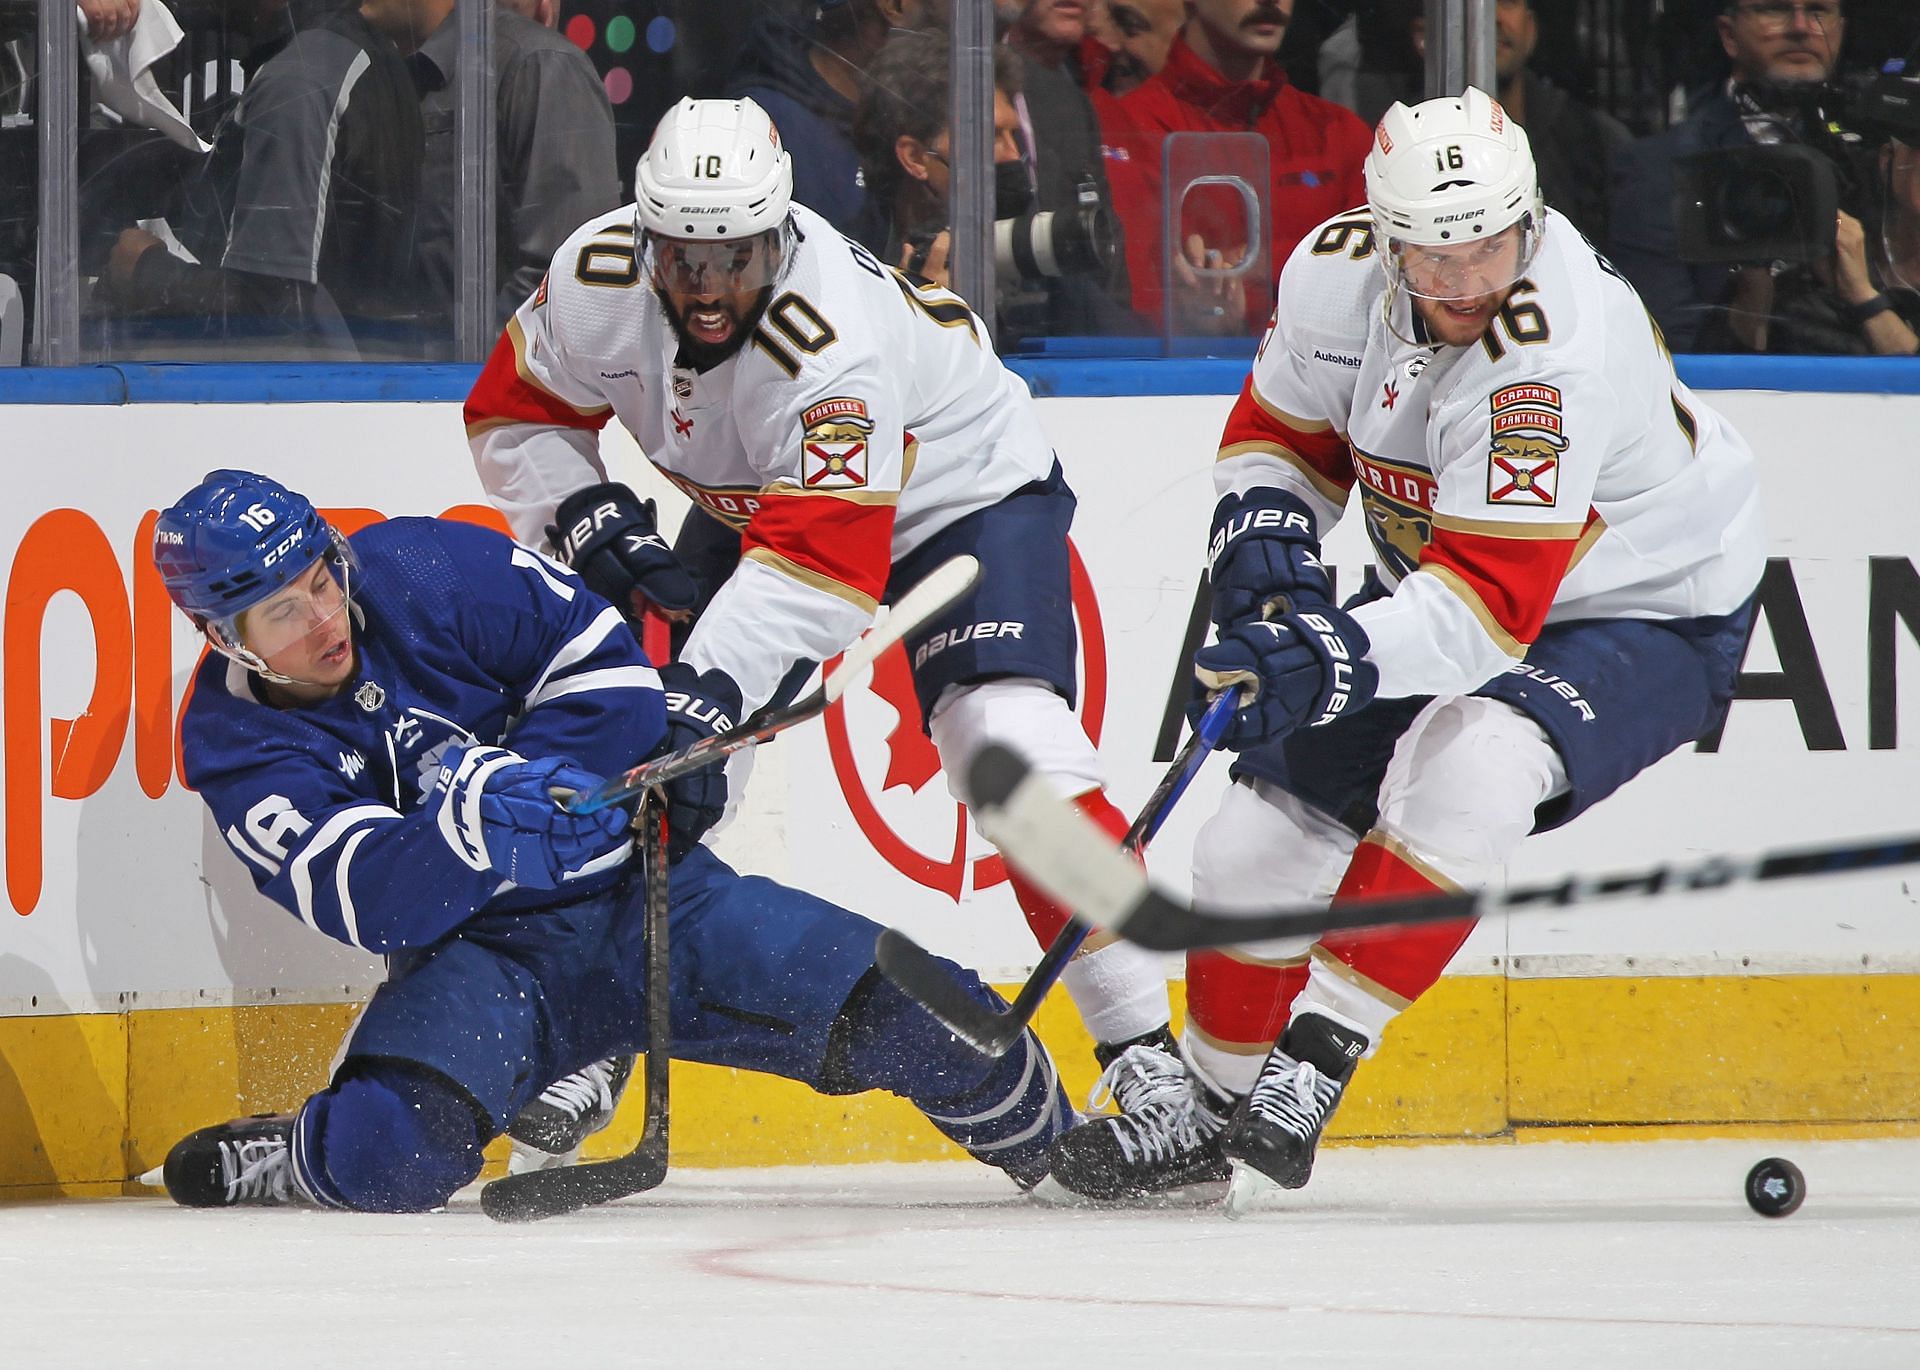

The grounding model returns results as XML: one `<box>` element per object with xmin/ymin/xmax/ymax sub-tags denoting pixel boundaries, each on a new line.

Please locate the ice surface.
<box><xmin>7</xmin><ymin>1137</ymin><xmax>1918</xmax><ymax>1368</ymax></box>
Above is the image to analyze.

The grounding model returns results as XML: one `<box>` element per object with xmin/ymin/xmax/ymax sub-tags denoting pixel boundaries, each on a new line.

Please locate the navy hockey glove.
<box><xmin>1190</xmin><ymin>605</ymin><xmax>1378</xmax><ymax>750</ymax></box>
<box><xmin>1206</xmin><ymin>487</ymin><xmax>1332</xmax><ymax>629</ymax></box>
<box><xmin>431</xmin><ymin>746</ymin><xmax>632</xmax><ymax>889</ymax></box>
<box><xmin>654</xmin><ymin>663</ymin><xmax>743</xmax><ymax>862</ymax></box>
<box><xmin>548</xmin><ymin>482</ymin><xmax>699</xmax><ymax>624</ymax></box>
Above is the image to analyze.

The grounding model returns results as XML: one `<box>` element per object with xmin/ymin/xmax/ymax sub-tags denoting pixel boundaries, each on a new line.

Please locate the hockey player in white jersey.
<box><xmin>465</xmin><ymin>98</ymin><xmax>1178</xmax><ymax>1092</ymax></box>
<box><xmin>1044</xmin><ymin>88</ymin><xmax>1766</xmax><ymax>1206</ymax></box>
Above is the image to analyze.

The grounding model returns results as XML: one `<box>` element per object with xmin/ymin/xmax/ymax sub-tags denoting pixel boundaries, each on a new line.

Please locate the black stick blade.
<box><xmin>479</xmin><ymin>1146</ymin><xmax>669</xmax><ymax>1223</ymax></box>
<box><xmin>875</xmin><ymin>929</ymin><xmax>1029</xmax><ymax>1056</ymax></box>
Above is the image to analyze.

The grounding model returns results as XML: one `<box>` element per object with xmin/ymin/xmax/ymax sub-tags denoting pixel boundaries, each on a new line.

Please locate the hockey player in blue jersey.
<box><xmin>148</xmin><ymin>470</ymin><xmax>1071</xmax><ymax>1211</ymax></box>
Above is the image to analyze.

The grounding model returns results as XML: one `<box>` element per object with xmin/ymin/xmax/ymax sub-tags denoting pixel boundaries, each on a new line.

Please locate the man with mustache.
<box><xmin>1043</xmin><ymin>89</ymin><xmax>1763</xmax><ymax>1208</ymax></box>
<box><xmin>465</xmin><ymin>97</ymin><xmax>1186</xmax><ymax>1119</ymax></box>
<box><xmin>1095</xmin><ymin>0</ymin><xmax>1371</xmax><ymax>334</ymax></box>
<box><xmin>1609</xmin><ymin>0</ymin><xmax>1865</xmax><ymax>352</ymax></box>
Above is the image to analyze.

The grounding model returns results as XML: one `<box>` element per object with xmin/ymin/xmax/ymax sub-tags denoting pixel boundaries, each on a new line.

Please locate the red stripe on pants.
<box><xmin>1006</xmin><ymin>790</ymin><xmax>1131</xmax><ymax>945</ymax></box>
<box><xmin>1317</xmin><ymin>839</ymin><xmax>1477</xmax><ymax>1003</ymax></box>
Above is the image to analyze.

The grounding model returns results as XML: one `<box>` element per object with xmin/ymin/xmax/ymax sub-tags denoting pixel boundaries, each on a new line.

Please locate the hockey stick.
<box><xmin>873</xmin><ymin>688</ymin><xmax>1241</xmax><ymax>1054</ymax></box>
<box><xmin>966</xmin><ymin>742</ymin><xmax>1920</xmax><ymax>953</ymax></box>
<box><xmin>561</xmin><ymin>554</ymin><xmax>981</xmax><ymax>813</ymax></box>
<box><xmin>480</xmin><ymin>795</ymin><xmax>673</xmax><ymax>1222</ymax></box>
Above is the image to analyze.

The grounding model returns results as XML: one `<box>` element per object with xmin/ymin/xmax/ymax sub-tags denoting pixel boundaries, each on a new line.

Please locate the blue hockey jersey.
<box><xmin>182</xmin><ymin>517</ymin><xmax>667</xmax><ymax>953</ymax></box>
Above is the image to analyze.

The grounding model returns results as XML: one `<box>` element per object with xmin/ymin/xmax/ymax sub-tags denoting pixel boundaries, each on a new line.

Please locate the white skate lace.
<box><xmin>1086</xmin><ymin>1045</ymin><xmax>1225</xmax><ymax>1168</ymax></box>
<box><xmin>1244</xmin><ymin>1053</ymin><xmax>1340</xmax><ymax>1141</ymax></box>
<box><xmin>220</xmin><ymin>1137</ymin><xmax>296</xmax><ymax>1204</ymax></box>
<box><xmin>535</xmin><ymin>1060</ymin><xmax>616</xmax><ymax>1121</ymax></box>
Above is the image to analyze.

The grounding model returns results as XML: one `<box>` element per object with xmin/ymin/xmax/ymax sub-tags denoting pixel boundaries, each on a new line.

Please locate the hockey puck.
<box><xmin>1745</xmin><ymin>1157</ymin><xmax>1805</xmax><ymax>1217</ymax></box>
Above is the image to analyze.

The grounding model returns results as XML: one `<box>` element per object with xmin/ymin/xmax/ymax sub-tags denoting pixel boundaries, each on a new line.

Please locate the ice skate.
<box><xmin>1220</xmin><ymin>1012</ymin><xmax>1366</xmax><ymax>1218</ymax></box>
<box><xmin>1039</xmin><ymin>1030</ymin><xmax>1235</xmax><ymax>1203</ymax></box>
<box><xmin>147</xmin><ymin>1113</ymin><xmax>314</xmax><ymax>1208</ymax></box>
<box><xmin>506</xmin><ymin>1055</ymin><xmax>633</xmax><ymax>1173</ymax></box>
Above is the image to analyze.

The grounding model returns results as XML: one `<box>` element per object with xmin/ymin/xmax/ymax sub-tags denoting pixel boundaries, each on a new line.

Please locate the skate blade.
<box><xmin>506</xmin><ymin>1141</ymin><xmax>581</xmax><ymax>1176</ymax></box>
<box><xmin>1223</xmin><ymin>1161</ymin><xmax>1280</xmax><ymax>1220</ymax></box>
<box><xmin>1027</xmin><ymin>1174</ymin><xmax>1231</xmax><ymax>1210</ymax></box>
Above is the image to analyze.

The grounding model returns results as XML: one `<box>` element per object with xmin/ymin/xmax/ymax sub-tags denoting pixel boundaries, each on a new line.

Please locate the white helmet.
<box><xmin>1365</xmin><ymin>87</ymin><xmax>1545</xmax><ymax>299</ymax></box>
<box><xmin>636</xmin><ymin>96</ymin><xmax>793</xmax><ymax>241</ymax></box>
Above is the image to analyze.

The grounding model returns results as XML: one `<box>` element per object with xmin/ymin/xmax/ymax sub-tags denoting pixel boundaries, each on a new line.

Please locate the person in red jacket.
<box><xmin>1098</xmin><ymin>0</ymin><xmax>1370</xmax><ymax>333</ymax></box>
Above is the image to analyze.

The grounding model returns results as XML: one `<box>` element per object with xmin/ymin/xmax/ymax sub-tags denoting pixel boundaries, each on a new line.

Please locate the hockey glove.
<box><xmin>654</xmin><ymin>663</ymin><xmax>743</xmax><ymax>862</ymax></box>
<box><xmin>1190</xmin><ymin>605</ymin><xmax>1378</xmax><ymax>750</ymax></box>
<box><xmin>548</xmin><ymin>482</ymin><xmax>699</xmax><ymax>625</ymax></box>
<box><xmin>1206</xmin><ymin>487</ymin><xmax>1333</xmax><ymax>629</ymax></box>
<box><xmin>431</xmin><ymin>746</ymin><xmax>633</xmax><ymax>889</ymax></box>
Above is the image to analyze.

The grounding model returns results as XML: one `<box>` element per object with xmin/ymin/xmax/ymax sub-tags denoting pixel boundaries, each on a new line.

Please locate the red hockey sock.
<box><xmin>1316</xmin><ymin>836</ymin><xmax>1477</xmax><ymax>1003</ymax></box>
<box><xmin>1184</xmin><ymin>952</ymin><xmax>1308</xmax><ymax>1050</ymax></box>
<box><xmin>1005</xmin><ymin>789</ymin><xmax>1132</xmax><ymax>946</ymax></box>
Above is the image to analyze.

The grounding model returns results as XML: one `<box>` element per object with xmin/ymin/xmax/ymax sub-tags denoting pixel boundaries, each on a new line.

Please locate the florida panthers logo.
<box><xmin>800</xmin><ymin>398</ymin><xmax>873</xmax><ymax>489</ymax></box>
<box><xmin>1486</xmin><ymin>382</ymin><xmax>1567</xmax><ymax>507</ymax></box>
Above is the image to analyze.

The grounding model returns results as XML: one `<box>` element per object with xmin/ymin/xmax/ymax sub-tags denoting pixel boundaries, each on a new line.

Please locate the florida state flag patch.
<box><xmin>1486</xmin><ymin>383</ymin><xmax>1566</xmax><ymax>506</ymax></box>
<box><xmin>801</xmin><ymin>398</ymin><xmax>873</xmax><ymax>489</ymax></box>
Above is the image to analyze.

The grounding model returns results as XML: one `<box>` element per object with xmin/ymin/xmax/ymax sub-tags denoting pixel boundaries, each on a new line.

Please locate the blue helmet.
<box><xmin>153</xmin><ymin>470</ymin><xmax>334</xmax><ymax>628</ymax></box>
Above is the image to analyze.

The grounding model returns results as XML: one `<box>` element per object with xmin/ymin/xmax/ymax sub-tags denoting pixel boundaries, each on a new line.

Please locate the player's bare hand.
<box><xmin>108</xmin><ymin>227</ymin><xmax>163</xmax><ymax>290</ymax></box>
<box><xmin>80</xmin><ymin>0</ymin><xmax>140</xmax><ymax>42</ymax></box>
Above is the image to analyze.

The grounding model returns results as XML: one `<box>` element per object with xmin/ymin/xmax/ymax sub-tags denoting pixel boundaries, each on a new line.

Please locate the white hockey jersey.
<box><xmin>1219</xmin><ymin>207</ymin><xmax>1766</xmax><ymax>700</ymax></box>
<box><xmin>465</xmin><ymin>202</ymin><xmax>1056</xmax><ymax>712</ymax></box>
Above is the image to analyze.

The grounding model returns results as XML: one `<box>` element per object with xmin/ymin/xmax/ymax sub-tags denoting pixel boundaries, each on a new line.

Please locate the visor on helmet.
<box><xmin>208</xmin><ymin>534</ymin><xmax>358</xmax><ymax>663</ymax></box>
<box><xmin>1383</xmin><ymin>215</ymin><xmax>1543</xmax><ymax>302</ymax></box>
<box><xmin>644</xmin><ymin>227</ymin><xmax>787</xmax><ymax>296</ymax></box>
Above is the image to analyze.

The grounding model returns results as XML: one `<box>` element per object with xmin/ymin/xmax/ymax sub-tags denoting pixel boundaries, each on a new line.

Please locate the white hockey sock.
<box><xmin>1185</xmin><ymin>1031</ymin><xmax>1265</xmax><ymax>1099</ymax></box>
<box><xmin>1057</xmin><ymin>938</ymin><xmax>1172</xmax><ymax>1046</ymax></box>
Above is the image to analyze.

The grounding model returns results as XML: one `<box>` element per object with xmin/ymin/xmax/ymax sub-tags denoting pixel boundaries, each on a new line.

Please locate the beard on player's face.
<box><xmin>657</xmin><ymin>284</ymin><xmax>774</xmax><ymax>371</ymax></box>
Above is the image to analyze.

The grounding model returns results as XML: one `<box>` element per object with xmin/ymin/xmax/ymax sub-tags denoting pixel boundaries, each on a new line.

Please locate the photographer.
<box><xmin>1609</xmin><ymin>0</ymin><xmax>1879</xmax><ymax>353</ymax></box>
<box><xmin>1830</xmin><ymin>131</ymin><xmax>1920</xmax><ymax>355</ymax></box>
<box><xmin>852</xmin><ymin>29</ymin><xmax>1135</xmax><ymax>343</ymax></box>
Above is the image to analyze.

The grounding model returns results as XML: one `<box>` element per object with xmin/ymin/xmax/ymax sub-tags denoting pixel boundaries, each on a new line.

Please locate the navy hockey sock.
<box><xmin>295</xmin><ymin>1065</ymin><xmax>489</xmax><ymax>1212</ymax></box>
<box><xmin>827</xmin><ymin>968</ymin><xmax>1072</xmax><ymax>1184</ymax></box>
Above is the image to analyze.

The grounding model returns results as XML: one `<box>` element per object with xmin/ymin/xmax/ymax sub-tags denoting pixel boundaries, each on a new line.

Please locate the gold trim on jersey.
<box><xmin>1248</xmin><ymin>381</ymin><xmax>1335</xmax><ymax>433</ymax></box>
<box><xmin>1431</xmin><ymin>511</ymin><xmax>1588</xmax><ymax>540</ymax></box>
<box><xmin>464</xmin><ymin>317</ymin><xmax>611</xmax><ymax>437</ymax></box>
<box><xmin>762</xmin><ymin>479</ymin><xmax>901</xmax><ymax>507</ymax></box>
<box><xmin>742</xmin><ymin>547</ymin><xmax>880</xmax><ymax>615</ymax></box>
<box><xmin>1308</xmin><ymin>944</ymin><xmax>1415</xmax><ymax>1013</ymax></box>
<box><xmin>1566</xmin><ymin>513</ymin><xmax>1609</xmax><ymax>571</ymax></box>
<box><xmin>1416</xmin><ymin>562</ymin><xmax>1526</xmax><ymax>658</ymax></box>
<box><xmin>657</xmin><ymin>468</ymin><xmax>765</xmax><ymax>531</ymax></box>
<box><xmin>1216</xmin><ymin>440</ymin><xmax>1351</xmax><ymax>506</ymax></box>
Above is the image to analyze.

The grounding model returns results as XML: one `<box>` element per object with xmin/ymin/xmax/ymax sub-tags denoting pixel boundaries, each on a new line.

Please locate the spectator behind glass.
<box><xmin>1410</xmin><ymin>0</ymin><xmax>1631</xmax><ymax>249</ymax></box>
<box><xmin>1083</xmin><ymin>0</ymin><xmax>1185</xmax><ymax>99</ymax></box>
<box><xmin>1608</xmin><ymin>0</ymin><xmax>1873</xmax><ymax>353</ymax></box>
<box><xmin>360</xmin><ymin>0</ymin><xmax>620</xmax><ymax>342</ymax></box>
<box><xmin>853</xmin><ymin>30</ymin><xmax>1023</xmax><ymax>291</ymax></box>
<box><xmin>1826</xmin><ymin>132</ymin><xmax>1920</xmax><ymax>355</ymax></box>
<box><xmin>102</xmin><ymin>0</ymin><xmax>424</xmax><ymax>359</ymax></box>
<box><xmin>1097</xmin><ymin>0</ymin><xmax>1370</xmax><ymax>334</ymax></box>
<box><xmin>724</xmin><ymin>0</ymin><xmax>939</xmax><ymax>249</ymax></box>
<box><xmin>1004</xmin><ymin>0</ymin><xmax>1139</xmax><ymax>334</ymax></box>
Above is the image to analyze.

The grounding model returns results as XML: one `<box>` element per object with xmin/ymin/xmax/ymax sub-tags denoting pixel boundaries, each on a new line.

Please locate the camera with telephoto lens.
<box><xmin>993</xmin><ymin>202</ymin><xmax>1120</xmax><ymax>280</ymax></box>
<box><xmin>1674</xmin><ymin>59</ymin><xmax>1920</xmax><ymax>266</ymax></box>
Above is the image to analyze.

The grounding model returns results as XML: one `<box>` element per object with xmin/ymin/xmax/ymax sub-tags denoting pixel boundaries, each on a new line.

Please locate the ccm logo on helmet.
<box><xmin>262</xmin><ymin>527</ymin><xmax>308</xmax><ymax>568</ymax></box>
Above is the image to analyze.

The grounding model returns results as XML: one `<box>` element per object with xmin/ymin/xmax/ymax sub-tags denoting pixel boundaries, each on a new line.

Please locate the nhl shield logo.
<box><xmin>354</xmin><ymin>681</ymin><xmax>386</xmax><ymax>712</ymax></box>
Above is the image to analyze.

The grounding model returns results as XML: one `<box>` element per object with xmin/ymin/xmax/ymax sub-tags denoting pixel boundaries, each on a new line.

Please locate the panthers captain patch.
<box><xmin>1487</xmin><ymin>382</ymin><xmax>1565</xmax><ymax>507</ymax></box>
<box><xmin>801</xmin><ymin>398</ymin><xmax>873</xmax><ymax>489</ymax></box>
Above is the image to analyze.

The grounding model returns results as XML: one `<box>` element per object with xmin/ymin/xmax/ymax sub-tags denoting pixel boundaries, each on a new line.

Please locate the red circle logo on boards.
<box><xmin>823</xmin><ymin>540</ymin><xmax>1107</xmax><ymax>900</ymax></box>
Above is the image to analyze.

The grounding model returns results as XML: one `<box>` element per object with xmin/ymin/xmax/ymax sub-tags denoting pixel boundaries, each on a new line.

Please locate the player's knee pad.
<box><xmin>928</xmin><ymin>678</ymin><xmax>1103</xmax><ymax>808</ymax></box>
<box><xmin>1374</xmin><ymin>696</ymin><xmax>1567</xmax><ymax>885</ymax></box>
<box><xmin>1192</xmin><ymin>778</ymin><xmax>1355</xmax><ymax>961</ymax></box>
<box><xmin>822</xmin><ymin>967</ymin><xmax>1071</xmax><ymax>1182</ymax></box>
<box><xmin>295</xmin><ymin>1063</ymin><xmax>488</xmax><ymax>1213</ymax></box>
